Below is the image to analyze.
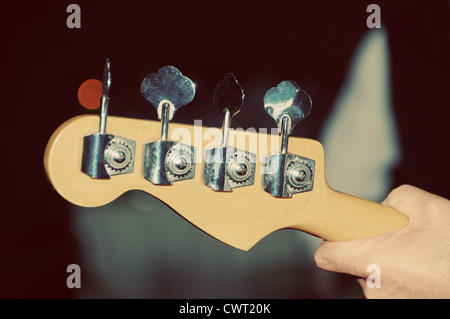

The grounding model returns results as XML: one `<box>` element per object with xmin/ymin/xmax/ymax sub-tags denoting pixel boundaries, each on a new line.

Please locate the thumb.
<box><xmin>314</xmin><ymin>239</ymin><xmax>372</xmax><ymax>278</ymax></box>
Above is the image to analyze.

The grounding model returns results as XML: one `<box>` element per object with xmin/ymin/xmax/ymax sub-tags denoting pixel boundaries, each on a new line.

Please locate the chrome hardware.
<box><xmin>203</xmin><ymin>73</ymin><xmax>256</xmax><ymax>191</ymax></box>
<box><xmin>262</xmin><ymin>80</ymin><xmax>315</xmax><ymax>197</ymax></box>
<box><xmin>141</xmin><ymin>66</ymin><xmax>196</xmax><ymax>185</ymax></box>
<box><xmin>81</xmin><ymin>58</ymin><xmax>136</xmax><ymax>179</ymax></box>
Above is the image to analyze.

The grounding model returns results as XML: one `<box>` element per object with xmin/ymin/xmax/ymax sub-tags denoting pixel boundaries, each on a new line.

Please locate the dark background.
<box><xmin>1</xmin><ymin>0</ymin><xmax>448</xmax><ymax>298</ymax></box>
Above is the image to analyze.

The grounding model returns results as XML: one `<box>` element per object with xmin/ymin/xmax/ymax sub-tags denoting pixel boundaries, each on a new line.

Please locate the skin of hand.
<box><xmin>314</xmin><ymin>185</ymin><xmax>450</xmax><ymax>299</ymax></box>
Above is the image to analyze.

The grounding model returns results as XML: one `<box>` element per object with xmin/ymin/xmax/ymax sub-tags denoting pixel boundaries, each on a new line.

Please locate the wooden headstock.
<box><xmin>44</xmin><ymin>115</ymin><xmax>409</xmax><ymax>251</ymax></box>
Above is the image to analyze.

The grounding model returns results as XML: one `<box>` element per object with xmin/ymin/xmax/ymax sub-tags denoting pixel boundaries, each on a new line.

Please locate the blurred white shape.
<box><xmin>320</xmin><ymin>29</ymin><xmax>401</xmax><ymax>202</ymax></box>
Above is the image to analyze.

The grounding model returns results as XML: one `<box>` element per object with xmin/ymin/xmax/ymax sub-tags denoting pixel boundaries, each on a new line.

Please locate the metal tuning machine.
<box><xmin>141</xmin><ymin>66</ymin><xmax>196</xmax><ymax>185</ymax></box>
<box><xmin>203</xmin><ymin>73</ymin><xmax>256</xmax><ymax>191</ymax></box>
<box><xmin>81</xmin><ymin>58</ymin><xmax>136</xmax><ymax>179</ymax></box>
<box><xmin>262</xmin><ymin>80</ymin><xmax>315</xmax><ymax>198</ymax></box>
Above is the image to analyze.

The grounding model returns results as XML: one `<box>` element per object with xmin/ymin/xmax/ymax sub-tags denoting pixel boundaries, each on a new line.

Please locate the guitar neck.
<box><xmin>300</xmin><ymin>188</ymin><xmax>408</xmax><ymax>241</ymax></box>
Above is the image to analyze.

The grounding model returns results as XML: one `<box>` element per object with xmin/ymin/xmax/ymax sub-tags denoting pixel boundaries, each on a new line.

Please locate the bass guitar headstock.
<box><xmin>44</xmin><ymin>60</ymin><xmax>408</xmax><ymax>251</ymax></box>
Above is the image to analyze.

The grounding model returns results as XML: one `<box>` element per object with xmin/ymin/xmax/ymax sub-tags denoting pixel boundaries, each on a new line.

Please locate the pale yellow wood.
<box><xmin>44</xmin><ymin>115</ymin><xmax>409</xmax><ymax>250</ymax></box>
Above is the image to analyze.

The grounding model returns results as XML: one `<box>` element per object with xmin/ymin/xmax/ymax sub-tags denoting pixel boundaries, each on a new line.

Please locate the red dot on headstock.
<box><xmin>78</xmin><ymin>79</ymin><xmax>102</xmax><ymax>110</ymax></box>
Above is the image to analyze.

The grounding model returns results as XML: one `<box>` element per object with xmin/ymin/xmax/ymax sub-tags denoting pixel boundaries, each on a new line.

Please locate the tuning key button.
<box><xmin>141</xmin><ymin>66</ymin><xmax>197</xmax><ymax>185</ymax></box>
<box><xmin>203</xmin><ymin>73</ymin><xmax>256</xmax><ymax>192</ymax></box>
<box><xmin>263</xmin><ymin>80</ymin><xmax>312</xmax><ymax>154</ymax></box>
<box><xmin>262</xmin><ymin>81</ymin><xmax>315</xmax><ymax>198</ymax></box>
<box><xmin>141</xmin><ymin>65</ymin><xmax>196</xmax><ymax>121</ymax></box>
<box><xmin>81</xmin><ymin>58</ymin><xmax>136</xmax><ymax>179</ymax></box>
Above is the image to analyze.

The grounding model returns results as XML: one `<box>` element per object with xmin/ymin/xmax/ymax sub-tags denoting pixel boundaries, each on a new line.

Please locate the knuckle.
<box><xmin>384</xmin><ymin>184</ymin><xmax>415</xmax><ymax>208</ymax></box>
<box><xmin>313</xmin><ymin>249</ymin><xmax>325</xmax><ymax>268</ymax></box>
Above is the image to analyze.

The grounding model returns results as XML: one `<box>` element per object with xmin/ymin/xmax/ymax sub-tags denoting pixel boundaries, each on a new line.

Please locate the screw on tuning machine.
<box><xmin>262</xmin><ymin>80</ymin><xmax>315</xmax><ymax>198</ymax></box>
<box><xmin>203</xmin><ymin>73</ymin><xmax>256</xmax><ymax>192</ymax></box>
<box><xmin>81</xmin><ymin>58</ymin><xmax>136</xmax><ymax>179</ymax></box>
<box><xmin>141</xmin><ymin>66</ymin><xmax>197</xmax><ymax>185</ymax></box>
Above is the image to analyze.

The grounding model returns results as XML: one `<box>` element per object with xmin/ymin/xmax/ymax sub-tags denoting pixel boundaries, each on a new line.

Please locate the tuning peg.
<box><xmin>141</xmin><ymin>66</ymin><xmax>197</xmax><ymax>185</ymax></box>
<box><xmin>98</xmin><ymin>58</ymin><xmax>112</xmax><ymax>133</ymax></box>
<box><xmin>81</xmin><ymin>58</ymin><xmax>136</xmax><ymax>179</ymax></box>
<box><xmin>203</xmin><ymin>73</ymin><xmax>256</xmax><ymax>192</ymax></box>
<box><xmin>264</xmin><ymin>80</ymin><xmax>312</xmax><ymax>153</ymax></box>
<box><xmin>262</xmin><ymin>81</ymin><xmax>315</xmax><ymax>198</ymax></box>
<box><xmin>213</xmin><ymin>73</ymin><xmax>244</xmax><ymax>147</ymax></box>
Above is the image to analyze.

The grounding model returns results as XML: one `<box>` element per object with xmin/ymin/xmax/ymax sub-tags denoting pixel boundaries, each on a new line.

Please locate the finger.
<box><xmin>382</xmin><ymin>185</ymin><xmax>419</xmax><ymax>215</ymax></box>
<box><xmin>382</xmin><ymin>184</ymin><xmax>446</xmax><ymax>220</ymax></box>
<box><xmin>314</xmin><ymin>239</ymin><xmax>371</xmax><ymax>278</ymax></box>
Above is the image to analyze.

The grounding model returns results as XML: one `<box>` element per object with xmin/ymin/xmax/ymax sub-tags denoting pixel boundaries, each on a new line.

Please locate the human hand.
<box><xmin>314</xmin><ymin>185</ymin><xmax>450</xmax><ymax>298</ymax></box>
